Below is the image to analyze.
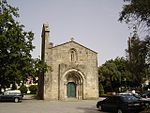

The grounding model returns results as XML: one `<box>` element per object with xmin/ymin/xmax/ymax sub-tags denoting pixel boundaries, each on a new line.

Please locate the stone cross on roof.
<box><xmin>70</xmin><ymin>37</ymin><xmax>74</xmax><ymax>41</ymax></box>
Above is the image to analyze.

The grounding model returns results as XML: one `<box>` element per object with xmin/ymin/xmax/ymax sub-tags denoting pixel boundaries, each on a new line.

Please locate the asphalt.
<box><xmin>0</xmin><ymin>96</ymin><xmax>106</xmax><ymax>113</ymax></box>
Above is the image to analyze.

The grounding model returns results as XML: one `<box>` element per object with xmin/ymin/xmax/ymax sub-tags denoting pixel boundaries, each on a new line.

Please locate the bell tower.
<box><xmin>41</xmin><ymin>23</ymin><xmax>50</xmax><ymax>61</ymax></box>
<box><xmin>38</xmin><ymin>23</ymin><xmax>50</xmax><ymax>100</ymax></box>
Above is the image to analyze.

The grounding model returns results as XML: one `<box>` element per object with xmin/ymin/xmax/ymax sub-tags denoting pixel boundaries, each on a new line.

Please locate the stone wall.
<box><xmin>41</xmin><ymin>23</ymin><xmax>99</xmax><ymax>100</ymax></box>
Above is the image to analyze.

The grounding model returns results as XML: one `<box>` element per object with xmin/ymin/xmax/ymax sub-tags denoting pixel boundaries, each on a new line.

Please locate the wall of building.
<box><xmin>41</xmin><ymin>24</ymin><xmax>99</xmax><ymax>100</ymax></box>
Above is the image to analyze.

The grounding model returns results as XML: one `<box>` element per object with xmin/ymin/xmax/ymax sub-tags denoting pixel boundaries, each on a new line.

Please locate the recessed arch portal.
<box><xmin>63</xmin><ymin>69</ymin><xmax>85</xmax><ymax>99</ymax></box>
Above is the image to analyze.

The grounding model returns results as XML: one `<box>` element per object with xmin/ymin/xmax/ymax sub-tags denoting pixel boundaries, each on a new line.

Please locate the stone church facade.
<box><xmin>40</xmin><ymin>23</ymin><xmax>99</xmax><ymax>100</ymax></box>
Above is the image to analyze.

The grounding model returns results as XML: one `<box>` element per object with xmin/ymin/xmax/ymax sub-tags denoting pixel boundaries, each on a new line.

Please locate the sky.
<box><xmin>8</xmin><ymin>0</ymin><xmax>130</xmax><ymax>65</ymax></box>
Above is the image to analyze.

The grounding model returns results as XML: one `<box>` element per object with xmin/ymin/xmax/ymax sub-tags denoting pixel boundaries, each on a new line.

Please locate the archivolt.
<box><xmin>62</xmin><ymin>69</ymin><xmax>85</xmax><ymax>84</ymax></box>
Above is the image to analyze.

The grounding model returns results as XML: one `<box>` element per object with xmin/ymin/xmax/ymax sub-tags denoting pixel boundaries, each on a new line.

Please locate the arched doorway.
<box><xmin>67</xmin><ymin>82</ymin><xmax>76</xmax><ymax>97</ymax></box>
<box><xmin>63</xmin><ymin>69</ymin><xmax>85</xmax><ymax>100</ymax></box>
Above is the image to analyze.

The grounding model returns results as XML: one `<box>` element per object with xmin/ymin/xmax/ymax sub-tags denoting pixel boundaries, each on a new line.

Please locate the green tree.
<box><xmin>99</xmin><ymin>57</ymin><xmax>130</xmax><ymax>93</ymax></box>
<box><xmin>119</xmin><ymin>0</ymin><xmax>150</xmax><ymax>34</ymax></box>
<box><xmin>0</xmin><ymin>1</ymin><xmax>48</xmax><ymax>92</ymax></box>
<box><xmin>119</xmin><ymin>0</ymin><xmax>150</xmax><ymax>89</ymax></box>
<box><xmin>19</xmin><ymin>85</ymin><xmax>27</xmax><ymax>94</ymax></box>
<box><xmin>99</xmin><ymin>83</ymin><xmax>104</xmax><ymax>96</ymax></box>
<box><xmin>144</xmin><ymin>36</ymin><xmax>150</xmax><ymax>65</ymax></box>
<box><xmin>113</xmin><ymin>57</ymin><xmax>129</xmax><ymax>89</ymax></box>
<box><xmin>29</xmin><ymin>85</ymin><xmax>38</xmax><ymax>94</ymax></box>
<box><xmin>99</xmin><ymin>59</ymin><xmax>121</xmax><ymax>92</ymax></box>
<box><xmin>126</xmin><ymin>34</ymin><xmax>149</xmax><ymax>87</ymax></box>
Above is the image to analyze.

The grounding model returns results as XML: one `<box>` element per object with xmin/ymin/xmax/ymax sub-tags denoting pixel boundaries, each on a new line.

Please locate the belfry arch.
<box><xmin>62</xmin><ymin>69</ymin><xmax>85</xmax><ymax>100</ymax></box>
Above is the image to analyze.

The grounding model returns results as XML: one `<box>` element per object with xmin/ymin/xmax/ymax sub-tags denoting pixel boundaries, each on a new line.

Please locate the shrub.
<box><xmin>11</xmin><ymin>83</ymin><xmax>17</xmax><ymax>90</ymax></box>
<box><xmin>29</xmin><ymin>85</ymin><xmax>38</xmax><ymax>94</ymax></box>
<box><xmin>99</xmin><ymin>83</ymin><xmax>104</xmax><ymax>96</ymax></box>
<box><xmin>19</xmin><ymin>85</ymin><xmax>27</xmax><ymax>94</ymax></box>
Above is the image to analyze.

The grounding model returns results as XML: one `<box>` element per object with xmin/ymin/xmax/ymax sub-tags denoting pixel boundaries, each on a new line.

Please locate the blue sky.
<box><xmin>8</xmin><ymin>0</ymin><xmax>130</xmax><ymax>65</ymax></box>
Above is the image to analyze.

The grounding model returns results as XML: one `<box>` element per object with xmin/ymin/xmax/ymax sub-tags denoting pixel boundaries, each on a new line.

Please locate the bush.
<box><xmin>11</xmin><ymin>83</ymin><xmax>17</xmax><ymax>90</ymax></box>
<box><xmin>99</xmin><ymin>83</ymin><xmax>104</xmax><ymax>96</ymax></box>
<box><xmin>29</xmin><ymin>85</ymin><xmax>38</xmax><ymax>94</ymax></box>
<box><xmin>19</xmin><ymin>85</ymin><xmax>27</xmax><ymax>94</ymax></box>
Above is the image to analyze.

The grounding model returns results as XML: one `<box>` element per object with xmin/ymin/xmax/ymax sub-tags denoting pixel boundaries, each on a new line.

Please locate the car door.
<box><xmin>6</xmin><ymin>92</ymin><xmax>13</xmax><ymax>101</ymax></box>
<box><xmin>0</xmin><ymin>93</ymin><xmax>5</xmax><ymax>101</ymax></box>
<box><xmin>103</xmin><ymin>96</ymin><xmax>120</xmax><ymax>112</ymax></box>
<box><xmin>101</xmin><ymin>96</ymin><xmax>114</xmax><ymax>111</ymax></box>
<box><xmin>1</xmin><ymin>91</ymin><xmax>12</xmax><ymax>101</ymax></box>
<box><xmin>0</xmin><ymin>92</ymin><xmax>9</xmax><ymax>101</ymax></box>
<box><xmin>111</xmin><ymin>96</ymin><xmax>121</xmax><ymax>111</ymax></box>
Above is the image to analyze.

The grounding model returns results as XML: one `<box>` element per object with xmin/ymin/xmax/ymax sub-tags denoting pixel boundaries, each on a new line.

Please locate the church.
<box><xmin>40</xmin><ymin>23</ymin><xmax>99</xmax><ymax>100</ymax></box>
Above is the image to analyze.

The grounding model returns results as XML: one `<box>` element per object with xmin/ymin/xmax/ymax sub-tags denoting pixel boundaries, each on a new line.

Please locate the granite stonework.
<box><xmin>40</xmin><ymin>23</ymin><xmax>99</xmax><ymax>100</ymax></box>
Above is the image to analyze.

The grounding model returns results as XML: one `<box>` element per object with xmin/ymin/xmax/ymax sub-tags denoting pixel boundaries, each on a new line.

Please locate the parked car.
<box><xmin>119</xmin><ymin>92</ymin><xmax>150</xmax><ymax>107</ymax></box>
<box><xmin>96</xmin><ymin>95</ymin><xmax>145</xmax><ymax>113</ymax></box>
<box><xmin>0</xmin><ymin>90</ymin><xmax>23</xmax><ymax>103</ymax></box>
<box><xmin>141</xmin><ymin>91</ymin><xmax>150</xmax><ymax>98</ymax></box>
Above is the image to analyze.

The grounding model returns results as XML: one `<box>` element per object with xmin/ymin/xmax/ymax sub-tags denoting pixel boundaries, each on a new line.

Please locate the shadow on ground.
<box><xmin>77</xmin><ymin>105</ymin><xmax>107</xmax><ymax>113</ymax></box>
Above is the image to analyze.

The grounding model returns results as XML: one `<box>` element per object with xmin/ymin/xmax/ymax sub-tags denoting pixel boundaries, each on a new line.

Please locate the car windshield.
<box><xmin>121</xmin><ymin>95</ymin><xmax>139</xmax><ymax>102</ymax></box>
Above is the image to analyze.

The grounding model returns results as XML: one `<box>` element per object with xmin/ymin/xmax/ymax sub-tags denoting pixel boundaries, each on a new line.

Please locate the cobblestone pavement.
<box><xmin>0</xmin><ymin>99</ymin><xmax>107</xmax><ymax>113</ymax></box>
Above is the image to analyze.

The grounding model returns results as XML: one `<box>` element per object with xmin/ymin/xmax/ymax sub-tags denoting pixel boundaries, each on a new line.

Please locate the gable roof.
<box><xmin>49</xmin><ymin>40</ymin><xmax>97</xmax><ymax>54</ymax></box>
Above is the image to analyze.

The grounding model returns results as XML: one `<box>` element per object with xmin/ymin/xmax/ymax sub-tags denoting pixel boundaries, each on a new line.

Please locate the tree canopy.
<box><xmin>119</xmin><ymin>0</ymin><xmax>150</xmax><ymax>87</ymax></box>
<box><xmin>0</xmin><ymin>1</ymin><xmax>47</xmax><ymax>91</ymax></box>
<box><xmin>98</xmin><ymin>0</ymin><xmax>150</xmax><ymax>94</ymax></box>
<box><xmin>126</xmin><ymin>34</ymin><xmax>150</xmax><ymax>86</ymax></box>
<box><xmin>119</xmin><ymin>0</ymin><xmax>150</xmax><ymax>35</ymax></box>
<box><xmin>99</xmin><ymin>57</ymin><xmax>127</xmax><ymax>92</ymax></box>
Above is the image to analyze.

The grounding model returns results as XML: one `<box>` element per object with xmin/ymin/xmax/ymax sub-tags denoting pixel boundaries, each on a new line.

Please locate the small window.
<box><xmin>70</xmin><ymin>48</ymin><xmax>78</xmax><ymax>62</ymax></box>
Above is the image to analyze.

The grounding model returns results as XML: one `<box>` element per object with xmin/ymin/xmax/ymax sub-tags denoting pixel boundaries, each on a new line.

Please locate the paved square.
<box><xmin>0</xmin><ymin>100</ymin><xmax>106</xmax><ymax>113</ymax></box>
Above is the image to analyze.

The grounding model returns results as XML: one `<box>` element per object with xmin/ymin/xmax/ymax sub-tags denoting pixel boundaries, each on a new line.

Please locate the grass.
<box><xmin>24</xmin><ymin>93</ymin><xmax>36</xmax><ymax>96</ymax></box>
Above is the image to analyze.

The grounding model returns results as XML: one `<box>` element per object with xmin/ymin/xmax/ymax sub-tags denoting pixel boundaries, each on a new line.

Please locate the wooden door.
<box><xmin>67</xmin><ymin>82</ymin><xmax>76</xmax><ymax>97</ymax></box>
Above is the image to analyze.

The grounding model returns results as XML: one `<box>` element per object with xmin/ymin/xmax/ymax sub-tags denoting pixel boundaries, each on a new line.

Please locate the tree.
<box><xmin>98</xmin><ymin>57</ymin><xmax>131</xmax><ymax>93</ymax></box>
<box><xmin>119</xmin><ymin>0</ymin><xmax>150</xmax><ymax>35</ymax></box>
<box><xmin>99</xmin><ymin>59</ymin><xmax>121</xmax><ymax>92</ymax></box>
<box><xmin>119</xmin><ymin>0</ymin><xmax>150</xmax><ymax>89</ymax></box>
<box><xmin>126</xmin><ymin>34</ymin><xmax>149</xmax><ymax>87</ymax></box>
<box><xmin>144</xmin><ymin>35</ymin><xmax>150</xmax><ymax>65</ymax></box>
<box><xmin>0</xmin><ymin>1</ymin><xmax>48</xmax><ymax>92</ymax></box>
<box><xmin>113</xmin><ymin>57</ymin><xmax>130</xmax><ymax>89</ymax></box>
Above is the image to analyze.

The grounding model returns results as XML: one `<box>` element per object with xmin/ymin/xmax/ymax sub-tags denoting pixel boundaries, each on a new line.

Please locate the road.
<box><xmin>0</xmin><ymin>99</ymin><xmax>107</xmax><ymax>113</ymax></box>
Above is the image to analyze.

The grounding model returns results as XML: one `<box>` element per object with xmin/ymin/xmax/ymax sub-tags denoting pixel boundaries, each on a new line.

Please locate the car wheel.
<box><xmin>117</xmin><ymin>109</ymin><xmax>123</xmax><ymax>113</ymax></box>
<box><xmin>14</xmin><ymin>98</ymin><xmax>19</xmax><ymax>103</ymax></box>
